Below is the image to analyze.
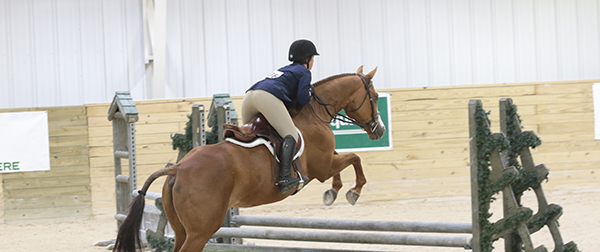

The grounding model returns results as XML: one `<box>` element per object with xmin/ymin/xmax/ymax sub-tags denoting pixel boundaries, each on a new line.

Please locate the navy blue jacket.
<box><xmin>247</xmin><ymin>63</ymin><xmax>312</xmax><ymax>109</ymax></box>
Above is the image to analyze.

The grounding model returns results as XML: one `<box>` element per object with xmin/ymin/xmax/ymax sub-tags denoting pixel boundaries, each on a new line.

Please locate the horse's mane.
<box><xmin>312</xmin><ymin>73</ymin><xmax>357</xmax><ymax>87</ymax></box>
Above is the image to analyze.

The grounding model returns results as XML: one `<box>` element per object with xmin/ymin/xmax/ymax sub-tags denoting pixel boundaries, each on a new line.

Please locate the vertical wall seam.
<box><xmin>100</xmin><ymin>0</ymin><xmax>108</xmax><ymax>99</ymax></box>
<box><xmin>77</xmin><ymin>0</ymin><xmax>84</xmax><ymax>104</ymax></box>
<box><xmin>532</xmin><ymin>0</ymin><xmax>540</xmax><ymax>80</ymax></box>
<box><xmin>425</xmin><ymin>0</ymin><xmax>433</xmax><ymax>86</ymax></box>
<box><xmin>137</xmin><ymin>0</ymin><xmax>146</xmax><ymax>99</ymax></box>
<box><xmin>223</xmin><ymin>0</ymin><xmax>231</xmax><ymax>92</ymax></box>
<box><xmin>291</xmin><ymin>0</ymin><xmax>295</xmax><ymax>38</ymax></box>
<box><xmin>336</xmin><ymin>0</ymin><xmax>343</xmax><ymax>72</ymax></box>
<box><xmin>469</xmin><ymin>0</ymin><xmax>477</xmax><ymax>84</ymax></box>
<box><xmin>381</xmin><ymin>0</ymin><xmax>390</xmax><ymax>88</ymax></box>
<box><xmin>28</xmin><ymin>0</ymin><xmax>38</xmax><ymax>107</ymax></box>
<box><xmin>576</xmin><ymin>0</ymin><xmax>583</xmax><ymax>79</ymax></box>
<box><xmin>5</xmin><ymin>0</ymin><xmax>14</xmax><ymax>107</ymax></box>
<box><xmin>246</xmin><ymin>0</ymin><xmax>253</xmax><ymax>81</ymax></box>
<box><xmin>201</xmin><ymin>0</ymin><xmax>209</xmax><ymax>95</ymax></box>
<box><xmin>490</xmin><ymin>0</ymin><xmax>498</xmax><ymax>83</ymax></box>
<box><xmin>448</xmin><ymin>0</ymin><xmax>456</xmax><ymax>86</ymax></box>
<box><xmin>511</xmin><ymin>0</ymin><xmax>520</xmax><ymax>82</ymax></box>
<box><xmin>179</xmin><ymin>0</ymin><xmax>186</xmax><ymax>96</ymax></box>
<box><xmin>53</xmin><ymin>0</ymin><xmax>62</xmax><ymax>104</ymax></box>
<box><xmin>403</xmin><ymin>0</ymin><xmax>411</xmax><ymax>87</ymax></box>
<box><xmin>313</xmin><ymin>0</ymin><xmax>321</xmax><ymax>74</ymax></box>
<box><xmin>269</xmin><ymin>0</ymin><xmax>276</xmax><ymax>73</ymax></box>
<box><xmin>359</xmin><ymin>0</ymin><xmax>366</xmax><ymax>66</ymax></box>
<box><xmin>121</xmin><ymin>0</ymin><xmax>131</xmax><ymax>98</ymax></box>
<box><xmin>554</xmin><ymin>0</ymin><xmax>561</xmax><ymax>80</ymax></box>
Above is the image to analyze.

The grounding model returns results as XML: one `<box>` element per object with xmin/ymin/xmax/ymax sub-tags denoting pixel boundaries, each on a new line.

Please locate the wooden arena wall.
<box><xmin>0</xmin><ymin>106</ymin><xmax>92</xmax><ymax>224</ymax></box>
<box><xmin>86</xmin><ymin>79</ymin><xmax>600</xmax><ymax>216</ymax></box>
<box><xmin>86</xmin><ymin>97</ymin><xmax>221</xmax><ymax>219</ymax></box>
<box><xmin>2</xmin><ymin>79</ymin><xmax>599</xmax><ymax>221</ymax></box>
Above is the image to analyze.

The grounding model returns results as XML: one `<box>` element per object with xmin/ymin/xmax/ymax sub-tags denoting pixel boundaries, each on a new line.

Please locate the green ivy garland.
<box><xmin>475</xmin><ymin>102</ymin><xmax>580</xmax><ymax>252</ymax></box>
<box><xmin>171</xmin><ymin>113</ymin><xmax>220</xmax><ymax>156</ymax></box>
<box><xmin>474</xmin><ymin>103</ymin><xmax>509</xmax><ymax>252</ymax></box>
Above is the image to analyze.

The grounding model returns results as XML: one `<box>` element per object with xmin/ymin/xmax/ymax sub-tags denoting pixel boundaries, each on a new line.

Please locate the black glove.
<box><xmin>309</xmin><ymin>85</ymin><xmax>315</xmax><ymax>96</ymax></box>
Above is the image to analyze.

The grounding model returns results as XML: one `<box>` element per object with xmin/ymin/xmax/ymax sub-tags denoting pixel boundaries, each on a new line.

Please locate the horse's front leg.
<box><xmin>323</xmin><ymin>173</ymin><xmax>342</xmax><ymax>206</ymax></box>
<box><xmin>322</xmin><ymin>152</ymin><xmax>367</xmax><ymax>206</ymax></box>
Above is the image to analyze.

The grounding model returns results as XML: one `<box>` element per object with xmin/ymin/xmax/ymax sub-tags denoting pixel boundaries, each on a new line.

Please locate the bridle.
<box><xmin>309</xmin><ymin>74</ymin><xmax>380</xmax><ymax>132</ymax></box>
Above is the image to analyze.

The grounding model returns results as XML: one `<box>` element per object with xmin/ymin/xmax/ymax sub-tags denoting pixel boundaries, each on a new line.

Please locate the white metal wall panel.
<box><xmin>315</xmin><ymin>0</ymin><xmax>342</xmax><ymax>80</ymax></box>
<box><xmin>534</xmin><ymin>0</ymin><xmax>555</xmax><ymax>81</ymax></box>
<box><xmin>450</xmin><ymin>0</ymin><xmax>474</xmax><ymax>86</ymax></box>
<box><xmin>165</xmin><ymin>0</ymin><xmax>183</xmax><ymax>98</ymax></box>
<box><xmin>125</xmin><ymin>0</ymin><xmax>146</xmax><ymax>99</ymax></box>
<box><xmin>3</xmin><ymin>0</ymin><xmax>600</xmax><ymax>108</ymax></box>
<box><xmin>578</xmin><ymin>0</ymin><xmax>600</xmax><ymax>79</ymax></box>
<box><xmin>0</xmin><ymin>1</ymin><xmax>8</xmax><ymax>108</ymax></box>
<box><xmin>248</xmin><ymin>0</ymin><xmax>275</xmax><ymax>84</ymax></box>
<box><xmin>226</xmin><ymin>0</ymin><xmax>252</xmax><ymax>93</ymax></box>
<box><xmin>167</xmin><ymin>0</ymin><xmax>600</xmax><ymax>97</ymax></box>
<box><xmin>80</xmin><ymin>0</ymin><xmax>106</xmax><ymax>105</ymax></box>
<box><xmin>204</xmin><ymin>0</ymin><xmax>229</xmax><ymax>95</ymax></box>
<box><xmin>178</xmin><ymin>0</ymin><xmax>202</xmax><ymax>97</ymax></box>
<box><xmin>0</xmin><ymin>0</ymin><xmax>145</xmax><ymax>109</ymax></box>
<box><xmin>493</xmin><ymin>0</ymin><xmax>517</xmax><ymax>82</ymax></box>
<box><xmin>336</xmin><ymin>0</ymin><xmax>363</xmax><ymax>78</ymax></box>
<box><xmin>430</xmin><ymin>0</ymin><xmax>453</xmax><ymax>87</ymax></box>
<box><xmin>56</xmin><ymin>0</ymin><xmax>83</xmax><ymax>106</ymax></box>
<box><xmin>556</xmin><ymin>0</ymin><xmax>579</xmax><ymax>81</ymax></box>
<box><xmin>384</xmin><ymin>1</ymin><xmax>409</xmax><ymax>88</ymax></box>
<box><xmin>8</xmin><ymin>0</ymin><xmax>35</xmax><ymax>108</ymax></box>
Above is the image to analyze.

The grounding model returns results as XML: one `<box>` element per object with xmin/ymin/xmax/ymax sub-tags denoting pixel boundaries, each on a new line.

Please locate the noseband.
<box><xmin>310</xmin><ymin>74</ymin><xmax>380</xmax><ymax>132</ymax></box>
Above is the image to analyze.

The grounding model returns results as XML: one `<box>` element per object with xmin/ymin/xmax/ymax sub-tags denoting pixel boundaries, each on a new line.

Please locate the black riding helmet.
<box><xmin>288</xmin><ymin>39</ymin><xmax>320</xmax><ymax>63</ymax></box>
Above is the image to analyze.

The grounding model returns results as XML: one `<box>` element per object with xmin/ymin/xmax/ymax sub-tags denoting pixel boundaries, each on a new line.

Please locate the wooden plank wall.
<box><xmin>4</xmin><ymin>79</ymin><xmax>593</xmax><ymax>221</ymax></box>
<box><xmin>278</xmin><ymin>80</ymin><xmax>600</xmax><ymax>207</ymax></box>
<box><xmin>86</xmin><ymin>80</ymin><xmax>599</xmax><ymax>217</ymax></box>
<box><xmin>342</xmin><ymin>80</ymin><xmax>600</xmax><ymax>206</ymax></box>
<box><xmin>0</xmin><ymin>106</ymin><xmax>92</xmax><ymax>223</ymax></box>
<box><xmin>86</xmin><ymin>97</ymin><xmax>239</xmax><ymax>219</ymax></box>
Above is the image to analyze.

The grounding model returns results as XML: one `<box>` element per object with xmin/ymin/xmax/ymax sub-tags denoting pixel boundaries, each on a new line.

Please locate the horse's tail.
<box><xmin>113</xmin><ymin>165</ymin><xmax>177</xmax><ymax>252</ymax></box>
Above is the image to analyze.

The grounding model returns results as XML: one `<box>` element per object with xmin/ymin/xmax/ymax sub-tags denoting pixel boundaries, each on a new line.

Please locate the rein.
<box><xmin>309</xmin><ymin>74</ymin><xmax>379</xmax><ymax>131</ymax></box>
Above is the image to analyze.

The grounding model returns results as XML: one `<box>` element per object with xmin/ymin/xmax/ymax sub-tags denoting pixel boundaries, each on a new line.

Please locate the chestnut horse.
<box><xmin>114</xmin><ymin>66</ymin><xmax>385</xmax><ymax>252</ymax></box>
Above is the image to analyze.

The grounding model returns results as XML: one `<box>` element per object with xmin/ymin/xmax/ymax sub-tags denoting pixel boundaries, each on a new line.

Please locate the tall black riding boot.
<box><xmin>278</xmin><ymin>135</ymin><xmax>300</xmax><ymax>194</ymax></box>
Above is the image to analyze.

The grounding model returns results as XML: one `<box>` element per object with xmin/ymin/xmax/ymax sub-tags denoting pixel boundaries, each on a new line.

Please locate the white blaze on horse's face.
<box><xmin>367</xmin><ymin>113</ymin><xmax>385</xmax><ymax>140</ymax></box>
<box><xmin>363</xmin><ymin>98</ymin><xmax>385</xmax><ymax>141</ymax></box>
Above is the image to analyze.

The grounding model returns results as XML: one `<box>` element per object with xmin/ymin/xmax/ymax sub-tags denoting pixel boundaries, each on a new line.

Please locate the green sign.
<box><xmin>330</xmin><ymin>93</ymin><xmax>392</xmax><ymax>152</ymax></box>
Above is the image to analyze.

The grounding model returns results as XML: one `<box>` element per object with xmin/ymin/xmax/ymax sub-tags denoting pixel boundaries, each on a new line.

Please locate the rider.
<box><xmin>242</xmin><ymin>39</ymin><xmax>319</xmax><ymax>194</ymax></box>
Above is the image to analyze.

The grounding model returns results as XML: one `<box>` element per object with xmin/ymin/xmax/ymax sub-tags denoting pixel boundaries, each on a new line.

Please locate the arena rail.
<box><xmin>211</xmin><ymin>215</ymin><xmax>473</xmax><ymax>248</ymax></box>
<box><xmin>229</xmin><ymin>215</ymin><xmax>472</xmax><ymax>233</ymax></box>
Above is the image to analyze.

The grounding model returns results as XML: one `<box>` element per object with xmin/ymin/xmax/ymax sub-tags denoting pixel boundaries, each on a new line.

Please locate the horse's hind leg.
<box><xmin>162</xmin><ymin>175</ymin><xmax>187</xmax><ymax>252</ymax></box>
<box><xmin>325</xmin><ymin>152</ymin><xmax>366</xmax><ymax>206</ymax></box>
<box><xmin>176</xmin><ymin>200</ymin><xmax>229</xmax><ymax>252</ymax></box>
<box><xmin>173</xmin><ymin>175</ymin><xmax>232</xmax><ymax>251</ymax></box>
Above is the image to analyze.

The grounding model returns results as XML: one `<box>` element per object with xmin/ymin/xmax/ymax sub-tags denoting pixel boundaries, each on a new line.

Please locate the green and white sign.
<box><xmin>0</xmin><ymin>111</ymin><xmax>50</xmax><ymax>173</ymax></box>
<box><xmin>331</xmin><ymin>93</ymin><xmax>392</xmax><ymax>152</ymax></box>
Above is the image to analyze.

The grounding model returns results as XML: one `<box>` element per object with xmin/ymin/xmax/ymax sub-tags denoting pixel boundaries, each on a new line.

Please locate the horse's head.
<box><xmin>343</xmin><ymin>66</ymin><xmax>386</xmax><ymax>140</ymax></box>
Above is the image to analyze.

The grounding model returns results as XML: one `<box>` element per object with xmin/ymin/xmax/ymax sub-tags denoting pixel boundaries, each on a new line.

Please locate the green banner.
<box><xmin>330</xmin><ymin>93</ymin><xmax>392</xmax><ymax>152</ymax></box>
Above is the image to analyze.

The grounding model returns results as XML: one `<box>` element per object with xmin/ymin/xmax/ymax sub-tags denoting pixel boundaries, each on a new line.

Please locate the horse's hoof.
<box><xmin>323</xmin><ymin>189</ymin><xmax>338</xmax><ymax>206</ymax></box>
<box><xmin>345</xmin><ymin>189</ymin><xmax>360</xmax><ymax>205</ymax></box>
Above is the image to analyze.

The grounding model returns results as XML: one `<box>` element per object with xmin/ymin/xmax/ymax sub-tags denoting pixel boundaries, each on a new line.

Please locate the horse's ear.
<box><xmin>356</xmin><ymin>65</ymin><xmax>364</xmax><ymax>74</ymax></box>
<box><xmin>366</xmin><ymin>66</ymin><xmax>378</xmax><ymax>80</ymax></box>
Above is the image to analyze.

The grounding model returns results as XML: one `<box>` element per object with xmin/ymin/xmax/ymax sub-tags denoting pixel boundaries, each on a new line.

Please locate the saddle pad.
<box><xmin>225</xmin><ymin>130</ymin><xmax>305</xmax><ymax>162</ymax></box>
